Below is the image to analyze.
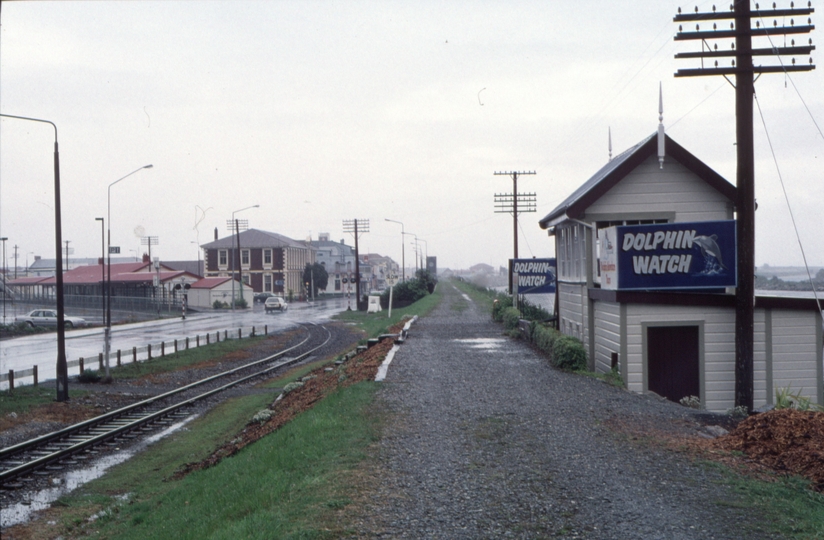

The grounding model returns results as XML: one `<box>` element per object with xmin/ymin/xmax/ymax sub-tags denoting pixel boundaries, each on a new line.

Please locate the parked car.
<box><xmin>254</xmin><ymin>292</ymin><xmax>276</xmax><ymax>303</ymax></box>
<box><xmin>15</xmin><ymin>309</ymin><xmax>87</xmax><ymax>328</ymax></box>
<box><xmin>264</xmin><ymin>296</ymin><xmax>288</xmax><ymax>313</ymax></box>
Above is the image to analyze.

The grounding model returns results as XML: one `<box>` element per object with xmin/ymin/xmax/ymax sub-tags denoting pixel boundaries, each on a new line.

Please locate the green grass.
<box><xmin>109</xmin><ymin>335</ymin><xmax>268</xmax><ymax>380</ymax></box>
<box><xmin>702</xmin><ymin>462</ymin><xmax>824</xmax><ymax>539</ymax></box>
<box><xmin>0</xmin><ymin>384</ymin><xmax>89</xmax><ymax>417</ymax></box>
<box><xmin>333</xmin><ymin>284</ymin><xmax>441</xmax><ymax>337</ymax></box>
<box><xmin>49</xmin><ymin>381</ymin><xmax>380</xmax><ymax>539</ymax></box>
<box><xmin>451</xmin><ymin>277</ymin><xmax>497</xmax><ymax>311</ymax></box>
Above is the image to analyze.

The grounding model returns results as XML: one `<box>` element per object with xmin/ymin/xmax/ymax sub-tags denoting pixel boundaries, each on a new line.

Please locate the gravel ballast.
<box><xmin>354</xmin><ymin>282</ymin><xmax>777</xmax><ymax>539</ymax></box>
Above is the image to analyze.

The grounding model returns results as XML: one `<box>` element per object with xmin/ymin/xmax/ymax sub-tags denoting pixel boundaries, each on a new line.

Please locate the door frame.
<box><xmin>642</xmin><ymin>320</ymin><xmax>705</xmax><ymax>408</ymax></box>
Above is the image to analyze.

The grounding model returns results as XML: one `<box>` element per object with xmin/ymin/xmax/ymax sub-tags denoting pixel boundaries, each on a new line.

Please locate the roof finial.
<box><xmin>608</xmin><ymin>127</ymin><xmax>613</xmax><ymax>162</ymax></box>
<box><xmin>658</xmin><ymin>82</ymin><xmax>665</xmax><ymax>170</ymax></box>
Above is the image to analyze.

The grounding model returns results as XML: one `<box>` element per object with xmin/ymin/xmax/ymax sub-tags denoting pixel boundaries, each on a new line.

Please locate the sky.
<box><xmin>1</xmin><ymin>1</ymin><xmax>822</xmax><ymax>273</ymax></box>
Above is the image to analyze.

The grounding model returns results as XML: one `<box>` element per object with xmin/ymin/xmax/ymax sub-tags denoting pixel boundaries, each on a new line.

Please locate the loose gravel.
<box><xmin>353</xmin><ymin>282</ymin><xmax>779</xmax><ymax>539</ymax></box>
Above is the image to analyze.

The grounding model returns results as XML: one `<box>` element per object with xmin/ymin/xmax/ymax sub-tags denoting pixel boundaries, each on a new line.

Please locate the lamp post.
<box><xmin>191</xmin><ymin>241</ymin><xmax>202</xmax><ymax>276</ymax></box>
<box><xmin>95</xmin><ymin>218</ymin><xmax>104</xmax><ymax>328</ymax></box>
<box><xmin>1</xmin><ymin>237</ymin><xmax>7</xmax><ymax>324</ymax></box>
<box><xmin>384</xmin><ymin>218</ymin><xmax>405</xmax><ymax>282</ymax></box>
<box><xmin>107</xmin><ymin>165</ymin><xmax>153</xmax><ymax>379</ymax></box>
<box><xmin>0</xmin><ymin>113</ymin><xmax>69</xmax><ymax>401</ymax></box>
<box><xmin>419</xmin><ymin>238</ymin><xmax>428</xmax><ymax>273</ymax></box>
<box><xmin>230</xmin><ymin>205</ymin><xmax>259</xmax><ymax>311</ymax></box>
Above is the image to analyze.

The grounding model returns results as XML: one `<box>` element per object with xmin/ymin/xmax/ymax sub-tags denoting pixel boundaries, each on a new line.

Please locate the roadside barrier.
<box><xmin>1</xmin><ymin>324</ymin><xmax>270</xmax><ymax>391</ymax></box>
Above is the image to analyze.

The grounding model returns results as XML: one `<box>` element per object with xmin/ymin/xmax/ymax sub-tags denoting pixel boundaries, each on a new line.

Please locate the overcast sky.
<box><xmin>1</xmin><ymin>1</ymin><xmax>822</xmax><ymax>273</ymax></box>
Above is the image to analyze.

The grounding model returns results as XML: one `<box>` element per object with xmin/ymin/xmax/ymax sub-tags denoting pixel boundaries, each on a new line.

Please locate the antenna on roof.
<box><xmin>608</xmin><ymin>127</ymin><xmax>613</xmax><ymax>162</ymax></box>
<box><xmin>658</xmin><ymin>82</ymin><xmax>665</xmax><ymax>170</ymax></box>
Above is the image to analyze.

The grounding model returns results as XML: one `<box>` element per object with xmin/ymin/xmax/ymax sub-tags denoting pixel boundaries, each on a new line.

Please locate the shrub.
<box><xmin>78</xmin><ymin>369</ymin><xmax>102</xmax><ymax>383</ymax></box>
<box><xmin>532</xmin><ymin>323</ymin><xmax>559</xmax><ymax>354</ymax></box>
<box><xmin>491</xmin><ymin>295</ymin><xmax>513</xmax><ymax>322</ymax></box>
<box><xmin>501</xmin><ymin>307</ymin><xmax>521</xmax><ymax>331</ymax></box>
<box><xmin>551</xmin><ymin>335</ymin><xmax>588</xmax><ymax>371</ymax></box>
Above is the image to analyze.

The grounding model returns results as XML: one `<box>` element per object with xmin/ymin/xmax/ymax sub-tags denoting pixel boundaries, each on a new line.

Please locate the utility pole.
<box><xmin>674</xmin><ymin>1</ymin><xmax>815</xmax><ymax>412</ymax></box>
<box><xmin>64</xmin><ymin>240</ymin><xmax>73</xmax><ymax>273</ymax></box>
<box><xmin>494</xmin><ymin>171</ymin><xmax>536</xmax><ymax>260</ymax></box>
<box><xmin>343</xmin><ymin>219</ymin><xmax>369</xmax><ymax>311</ymax></box>
<box><xmin>13</xmin><ymin>245</ymin><xmax>19</xmax><ymax>279</ymax></box>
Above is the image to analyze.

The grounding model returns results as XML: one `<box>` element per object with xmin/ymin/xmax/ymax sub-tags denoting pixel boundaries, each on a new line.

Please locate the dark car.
<box><xmin>15</xmin><ymin>309</ymin><xmax>87</xmax><ymax>328</ymax></box>
<box><xmin>254</xmin><ymin>292</ymin><xmax>276</xmax><ymax>303</ymax></box>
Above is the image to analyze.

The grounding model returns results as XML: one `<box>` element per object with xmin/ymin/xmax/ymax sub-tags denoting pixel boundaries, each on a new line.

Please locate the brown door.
<box><xmin>647</xmin><ymin>325</ymin><xmax>699</xmax><ymax>403</ymax></box>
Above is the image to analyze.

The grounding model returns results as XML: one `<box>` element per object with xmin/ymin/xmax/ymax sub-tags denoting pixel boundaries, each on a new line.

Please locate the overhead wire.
<box><xmin>754</xmin><ymin>92</ymin><xmax>822</xmax><ymax>315</ymax></box>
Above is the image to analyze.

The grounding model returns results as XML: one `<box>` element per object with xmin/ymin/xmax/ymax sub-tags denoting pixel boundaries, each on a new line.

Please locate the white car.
<box><xmin>264</xmin><ymin>296</ymin><xmax>288</xmax><ymax>313</ymax></box>
<box><xmin>15</xmin><ymin>309</ymin><xmax>88</xmax><ymax>328</ymax></box>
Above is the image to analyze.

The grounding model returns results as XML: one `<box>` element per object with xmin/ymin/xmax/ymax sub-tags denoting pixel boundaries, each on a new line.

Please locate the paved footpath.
<box><xmin>353</xmin><ymin>282</ymin><xmax>779</xmax><ymax>539</ymax></box>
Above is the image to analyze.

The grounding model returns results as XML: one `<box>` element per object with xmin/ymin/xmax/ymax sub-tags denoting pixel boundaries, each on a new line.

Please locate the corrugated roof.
<box><xmin>191</xmin><ymin>277</ymin><xmax>233</xmax><ymax>289</ymax></box>
<box><xmin>538</xmin><ymin>133</ymin><xmax>736</xmax><ymax>229</ymax></box>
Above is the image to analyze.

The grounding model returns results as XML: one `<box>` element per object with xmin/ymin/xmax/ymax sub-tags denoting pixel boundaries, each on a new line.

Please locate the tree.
<box><xmin>302</xmin><ymin>262</ymin><xmax>329</xmax><ymax>298</ymax></box>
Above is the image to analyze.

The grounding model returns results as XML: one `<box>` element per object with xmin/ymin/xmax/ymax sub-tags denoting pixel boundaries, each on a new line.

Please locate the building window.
<box><xmin>264</xmin><ymin>249</ymin><xmax>272</xmax><ymax>266</ymax></box>
<box><xmin>241</xmin><ymin>249</ymin><xmax>250</xmax><ymax>267</ymax></box>
<box><xmin>335</xmin><ymin>277</ymin><xmax>341</xmax><ymax>291</ymax></box>
<box><xmin>219</xmin><ymin>250</ymin><xmax>228</xmax><ymax>267</ymax></box>
<box><xmin>264</xmin><ymin>273</ymin><xmax>272</xmax><ymax>292</ymax></box>
<box><xmin>242</xmin><ymin>273</ymin><xmax>250</xmax><ymax>286</ymax></box>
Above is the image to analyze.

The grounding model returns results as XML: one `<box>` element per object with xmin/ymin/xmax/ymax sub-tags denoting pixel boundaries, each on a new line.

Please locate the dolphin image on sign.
<box><xmin>693</xmin><ymin>235</ymin><xmax>727</xmax><ymax>269</ymax></box>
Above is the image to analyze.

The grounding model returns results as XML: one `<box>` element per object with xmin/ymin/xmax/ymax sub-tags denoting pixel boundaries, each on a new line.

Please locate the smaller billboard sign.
<box><xmin>599</xmin><ymin>220</ymin><xmax>736</xmax><ymax>291</ymax></box>
<box><xmin>509</xmin><ymin>258</ymin><xmax>556</xmax><ymax>295</ymax></box>
<box><xmin>109</xmin><ymin>246</ymin><xmax>121</xmax><ymax>254</ymax></box>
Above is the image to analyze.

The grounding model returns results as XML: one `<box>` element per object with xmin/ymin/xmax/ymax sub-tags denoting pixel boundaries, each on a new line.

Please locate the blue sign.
<box><xmin>600</xmin><ymin>220</ymin><xmax>736</xmax><ymax>290</ymax></box>
<box><xmin>510</xmin><ymin>258</ymin><xmax>556</xmax><ymax>294</ymax></box>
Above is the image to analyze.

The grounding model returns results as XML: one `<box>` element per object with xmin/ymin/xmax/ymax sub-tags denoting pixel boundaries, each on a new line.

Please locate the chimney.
<box><xmin>98</xmin><ymin>257</ymin><xmax>104</xmax><ymax>266</ymax></box>
<box><xmin>214</xmin><ymin>227</ymin><xmax>218</xmax><ymax>241</ymax></box>
<box><xmin>143</xmin><ymin>253</ymin><xmax>150</xmax><ymax>263</ymax></box>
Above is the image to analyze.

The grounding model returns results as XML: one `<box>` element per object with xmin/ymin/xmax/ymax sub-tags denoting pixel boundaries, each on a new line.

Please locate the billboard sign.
<box><xmin>599</xmin><ymin>220</ymin><xmax>736</xmax><ymax>291</ymax></box>
<box><xmin>510</xmin><ymin>258</ymin><xmax>556</xmax><ymax>295</ymax></box>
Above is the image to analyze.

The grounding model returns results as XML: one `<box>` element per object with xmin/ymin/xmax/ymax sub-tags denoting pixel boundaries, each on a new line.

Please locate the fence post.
<box><xmin>8</xmin><ymin>370</ymin><xmax>13</xmax><ymax>391</ymax></box>
<box><xmin>117</xmin><ymin>350</ymin><xmax>122</xmax><ymax>366</ymax></box>
<box><xmin>251</xmin><ymin>326</ymin><xmax>256</xmax><ymax>337</ymax></box>
<box><xmin>224</xmin><ymin>330</ymin><xmax>228</xmax><ymax>340</ymax></box>
<box><xmin>265</xmin><ymin>325</ymin><xmax>268</xmax><ymax>335</ymax></box>
<box><xmin>79</xmin><ymin>358</ymin><xmax>85</xmax><ymax>374</ymax></box>
<box><xmin>148</xmin><ymin>344</ymin><xmax>152</xmax><ymax>360</ymax></box>
<box><xmin>33</xmin><ymin>365</ymin><xmax>38</xmax><ymax>386</ymax></box>
<box><xmin>207</xmin><ymin>333</ymin><xmax>210</xmax><ymax>345</ymax></box>
<box><xmin>133</xmin><ymin>346</ymin><xmax>137</xmax><ymax>363</ymax></box>
<box><xmin>161</xmin><ymin>342</ymin><xmax>165</xmax><ymax>357</ymax></box>
<box><xmin>186</xmin><ymin>337</ymin><xmax>190</xmax><ymax>349</ymax></box>
<box><xmin>174</xmin><ymin>339</ymin><xmax>178</xmax><ymax>353</ymax></box>
<box><xmin>99</xmin><ymin>353</ymin><xmax>104</xmax><ymax>371</ymax></box>
<box><xmin>196</xmin><ymin>335</ymin><xmax>200</xmax><ymax>347</ymax></box>
<box><xmin>238</xmin><ymin>328</ymin><xmax>242</xmax><ymax>339</ymax></box>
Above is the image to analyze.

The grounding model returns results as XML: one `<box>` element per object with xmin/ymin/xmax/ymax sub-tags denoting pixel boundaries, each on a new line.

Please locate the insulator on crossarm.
<box><xmin>695</xmin><ymin>6</ymin><xmax>699</xmax><ymax>13</ymax></box>
<box><xmin>678</xmin><ymin>6</ymin><xmax>682</xmax><ymax>14</ymax></box>
<box><xmin>713</xmin><ymin>4</ymin><xmax>717</xmax><ymax>12</ymax></box>
<box><xmin>715</xmin><ymin>60</ymin><xmax>719</xmax><ymax>66</ymax></box>
<box><xmin>773</xmin><ymin>2</ymin><xmax>777</xmax><ymax>7</ymax></box>
<box><xmin>756</xmin><ymin>3</ymin><xmax>760</xmax><ymax>8</ymax></box>
<box><xmin>792</xmin><ymin>38</ymin><xmax>796</xmax><ymax>45</ymax></box>
<box><xmin>714</xmin><ymin>23</ymin><xmax>718</xmax><ymax>30</ymax></box>
<box><xmin>792</xmin><ymin>57</ymin><xmax>797</xmax><ymax>64</ymax></box>
<box><xmin>714</xmin><ymin>43</ymin><xmax>719</xmax><ymax>50</ymax></box>
<box><xmin>757</xmin><ymin>20</ymin><xmax>761</xmax><ymax>27</ymax></box>
<box><xmin>679</xmin><ymin>24</ymin><xmax>683</xmax><ymax>31</ymax></box>
<box><xmin>732</xmin><ymin>58</ymin><xmax>736</xmax><ymax>66</ymax></box>
<box><xmin>696</xmin><ymin>24</ymin><xmax>700</xmax><ymax>31</ymax></box>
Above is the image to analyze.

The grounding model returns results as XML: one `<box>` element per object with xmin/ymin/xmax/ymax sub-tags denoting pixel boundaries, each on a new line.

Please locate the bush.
<box><xmin>380</xmin><ymin>270</ymin><xmax>437</xmax><ymax>309</ymax></box>
<box><xmin>551</xmin><ymin>335</ymin><xmax>588</xmax><ymax>371</ymax></box>
<box><xmin>501</xmin><ymin>307</ymin><xmax>521</xmax><ymax>331</ymax></box>
<box><xmin>532</xmin><ymin>323</ymin><xmax>559</xmax><ymax>354</ymax></box>
<box><xmin>491</xmin><ymin>295</ymin><xmax>513</xmax><ymax>322</ymax></box>
<box><xmin>78</xmin><ymin>369</ymin><xmax>102</xmax><ymax>383</ymax></box>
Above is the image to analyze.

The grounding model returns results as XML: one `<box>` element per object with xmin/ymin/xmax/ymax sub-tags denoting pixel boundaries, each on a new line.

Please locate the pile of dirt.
<box><xmin>170</xmin><ymin>323</ymin><xmax>404</xmax><ymax>480</ymax></box>
<box><xmin>711</xmin><ymin>408</ymin><xmax>824</xmax><ymax>490</ymax></box>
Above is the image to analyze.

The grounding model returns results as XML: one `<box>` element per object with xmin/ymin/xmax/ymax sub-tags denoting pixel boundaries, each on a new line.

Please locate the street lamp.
<box><xmin>0</xmin><ymin>113</ymin><xmax>69</xmax><ymax>401</ymax></box>
<box><xmin>230</xmin><ymin>204</ymin><xmax>259</xmax><ymax>311</ymax></box>
<box><xmin>1</xmin><ymin>236</ymin><xmax>7</xmax><ymax>324</ymax></box>
<box><xmin>419</xmin><ymin>238</ymin><xmax>428</xmax><ymax>272</ymax></box>
<box><xmin>384</xmin><ymin>218</ymin><xmax>405</xmax><ymax>282</ymax></box>
<box><xmin>191</xmin><ymin>241</ymin><xmax>202</xmax><ymax>276</ymax></box>
<box><xmin>107</xmin><ymin>164</ymin><xmax>153</xmax><ymax>380</ymax></box>
<box><xmin>95</xmin><ymin>218</ymin><xmax>104</xmax><ymax>328</ymax></box>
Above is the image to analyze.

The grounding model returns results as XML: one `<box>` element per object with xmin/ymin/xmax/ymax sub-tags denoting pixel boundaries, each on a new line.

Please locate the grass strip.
<box><xmin>0</xmin><ymin>385</ymin><xmax>89</xmax><ymax>417</ymax></box>
<box><xmin>24</xmin><ymin>380</ymin><xmax>379</xmax><ymax>540</ymax></box>
<box><xmin>333</xmin><ymin>283</ymin><xmax>441</xmax><ymax>338</ymax></box>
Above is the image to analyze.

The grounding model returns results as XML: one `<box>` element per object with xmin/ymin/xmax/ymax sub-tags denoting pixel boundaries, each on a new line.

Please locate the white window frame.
<box><xmin>241</xmin><ymin>249</ymin><xmax>250</xmax><ymax>268</ymax></box>
<box><xmin>218</xmin><ymin>249</ymin><xmax>228</xmax><ymax>269</ymax></box>
<box><xmin>263</xmin><ymin>249</ymin><xmax>272</xmax><ymax>268</ymax></box>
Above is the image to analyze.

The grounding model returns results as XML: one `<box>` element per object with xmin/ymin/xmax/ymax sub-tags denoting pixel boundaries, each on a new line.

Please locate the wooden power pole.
<box><xmin>674</xmin><ymin>1</ymin><xmax>815</xmax><ymax>411</ymax></box>
<box><xmin>494</xmin><ymin>171</ymin><xmax>536</xmax><ymax>260</ymax></box>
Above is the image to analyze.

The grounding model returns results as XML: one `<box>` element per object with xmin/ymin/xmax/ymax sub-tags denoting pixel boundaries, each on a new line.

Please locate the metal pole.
<box><xmin>1</xmin><ymin>238</ymin><xmax>6</xmax><ymax>323</ymax></box>
<box><xmin>385</xmin><ymin>219</ymin><xmax>405</xmax><ymax>282</ymax></box>
<box><xmin>0</xmin><ymin>114</ymin><xmax>69</xmax><ymax>401</ymax></box>
<box><xmin>95</xmin><ymin>218</ymin><xmax>104</xmax><ymax>329</ymax></box>
<box><xmin>230</xmin><ymin>205</ymin><xmax>259</xmax><ymax>311</ymax></box>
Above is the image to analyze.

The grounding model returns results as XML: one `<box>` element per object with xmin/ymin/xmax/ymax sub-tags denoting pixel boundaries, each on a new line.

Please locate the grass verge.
<box><xmin>0</xmin><ymin>385</ymin><xmax>89</xmax><ymax>417</ymax></box>
<box><xmin>333</xmin><ymin>283</ymin><xmax>441</xmax><ymax>338</ymax></box>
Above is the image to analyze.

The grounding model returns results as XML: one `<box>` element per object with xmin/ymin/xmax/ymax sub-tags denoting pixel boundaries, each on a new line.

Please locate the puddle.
<box><xmin>453</xmin><ymin>338</ymin><xmax>507</xmax><ymax>350</ymax></box>
<box><xmin>1</xmin><ymin>414</ymin><xmax>198</xmax><ymax>529</ymax></box>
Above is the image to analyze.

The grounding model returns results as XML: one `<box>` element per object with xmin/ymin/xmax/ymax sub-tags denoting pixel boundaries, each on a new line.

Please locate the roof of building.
<box><xmin>201</xmin><ymin>229</ymin><xmax>313</xmax><ymax>250</ymax></box>
<box><xmin>538</xmin><ymin>133</ymin><xmax>737</xmax><ymax>230</ymax></box>
<box><xmin>191</xmin><ymin>277</ymin><xmax>234</xmax><ymax>289</ymax></box>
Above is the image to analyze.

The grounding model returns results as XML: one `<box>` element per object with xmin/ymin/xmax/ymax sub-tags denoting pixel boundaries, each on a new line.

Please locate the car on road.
<box><xmin>254</xmin><ymin>292</ymin><xmax>276</xmax><ymax>303</ymax></box>
<box><xmin>264</xmin><ymin>296</ymin><xmax>288</xmax><ymax>313</ymax></box>
<box><xmin>15</xmin><ymin>309</ymin><xmax>88</xmax><ymax>328</ymax></box>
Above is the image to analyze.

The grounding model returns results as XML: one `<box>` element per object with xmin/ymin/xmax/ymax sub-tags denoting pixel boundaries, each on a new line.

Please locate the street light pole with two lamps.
<box><xmin>384</xmin><ymin>218</ymin><xmax>405</xmax><ymax>282</ymax></box>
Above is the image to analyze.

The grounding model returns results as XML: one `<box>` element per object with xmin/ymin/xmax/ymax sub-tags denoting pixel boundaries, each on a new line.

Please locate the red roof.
<box><xmin>191</xmin><ymin>277</ymin><xmax>233</xmax><ymax>289</ymax></box>
<box><xmin>37</xmin><ymin>262</ymin><xmax>193</xmax><ymax>285</ymax></box>
<box><xmin>7</xmin><ymin>276</ymin><xmax>50</xmax><ymax>285</ymax></box>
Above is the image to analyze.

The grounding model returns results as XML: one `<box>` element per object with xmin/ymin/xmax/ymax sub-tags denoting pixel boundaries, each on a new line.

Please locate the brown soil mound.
<box><xmin>171</xmin><ymin>323</ymin><xmax>405</xmax><ymax>480</ymax></box>
<box><xmin>711</xmin><ymin>408</ymin><xmax>824</xmax><ymax>490</ymax></box>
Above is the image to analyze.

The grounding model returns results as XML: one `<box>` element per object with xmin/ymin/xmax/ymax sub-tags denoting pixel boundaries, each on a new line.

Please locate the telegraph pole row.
<box><xmin>674</xmin><ymin>0</ymin><xmax>815</xmax><ymax>411</ymax></box>
<box><xmin>494</xmin><ymin>171</ymin><xmax>536</xmax><ymax>260</ymax></box>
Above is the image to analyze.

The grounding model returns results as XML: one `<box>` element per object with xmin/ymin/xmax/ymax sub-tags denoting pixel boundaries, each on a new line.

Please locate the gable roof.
<box><xmin>190</xmin><ymin>277</ymin><xmax>234</xmax><ymax>289</ymax></box>
<box><xmin>538</xmin><ymin>133</ymin><xmax>737</xmax><ymax>230</ymax></box>
<box><xmin>201</xmin><ymin>229</ymin><xmax>312</xmax><ymax>250</ymax></box>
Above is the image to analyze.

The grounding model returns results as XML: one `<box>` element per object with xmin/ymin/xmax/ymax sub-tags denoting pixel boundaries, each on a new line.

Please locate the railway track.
<box><xmin>0</xmin><ymin>322</ymin><xmax>332</xmax><ymax>488</ymax></box>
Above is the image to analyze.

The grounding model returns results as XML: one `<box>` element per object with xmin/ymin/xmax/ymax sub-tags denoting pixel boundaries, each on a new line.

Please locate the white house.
<box><xmin>539</xmin><ymin>132</ymin><xmax>823</xmax><ymax>413</ymax></box>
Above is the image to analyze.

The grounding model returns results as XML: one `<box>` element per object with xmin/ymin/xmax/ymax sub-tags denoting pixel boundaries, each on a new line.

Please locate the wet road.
<box><xmin>0</xmin><ymin>299</ymin><xmax>353</xmax><ymax>389</ymax></box>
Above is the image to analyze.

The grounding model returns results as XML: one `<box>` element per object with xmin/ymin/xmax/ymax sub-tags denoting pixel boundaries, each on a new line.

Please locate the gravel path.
<box><xmin>355</xmin><ymin>282</ymin><xmax>779</xmax><ymax>539</ymax></box>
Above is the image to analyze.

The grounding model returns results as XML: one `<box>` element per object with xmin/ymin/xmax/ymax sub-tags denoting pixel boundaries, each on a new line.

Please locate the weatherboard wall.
<box><xmin>582</xmin><ymin>156</ymin><xmax>733</xmax><ymax>224</ymax></box>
